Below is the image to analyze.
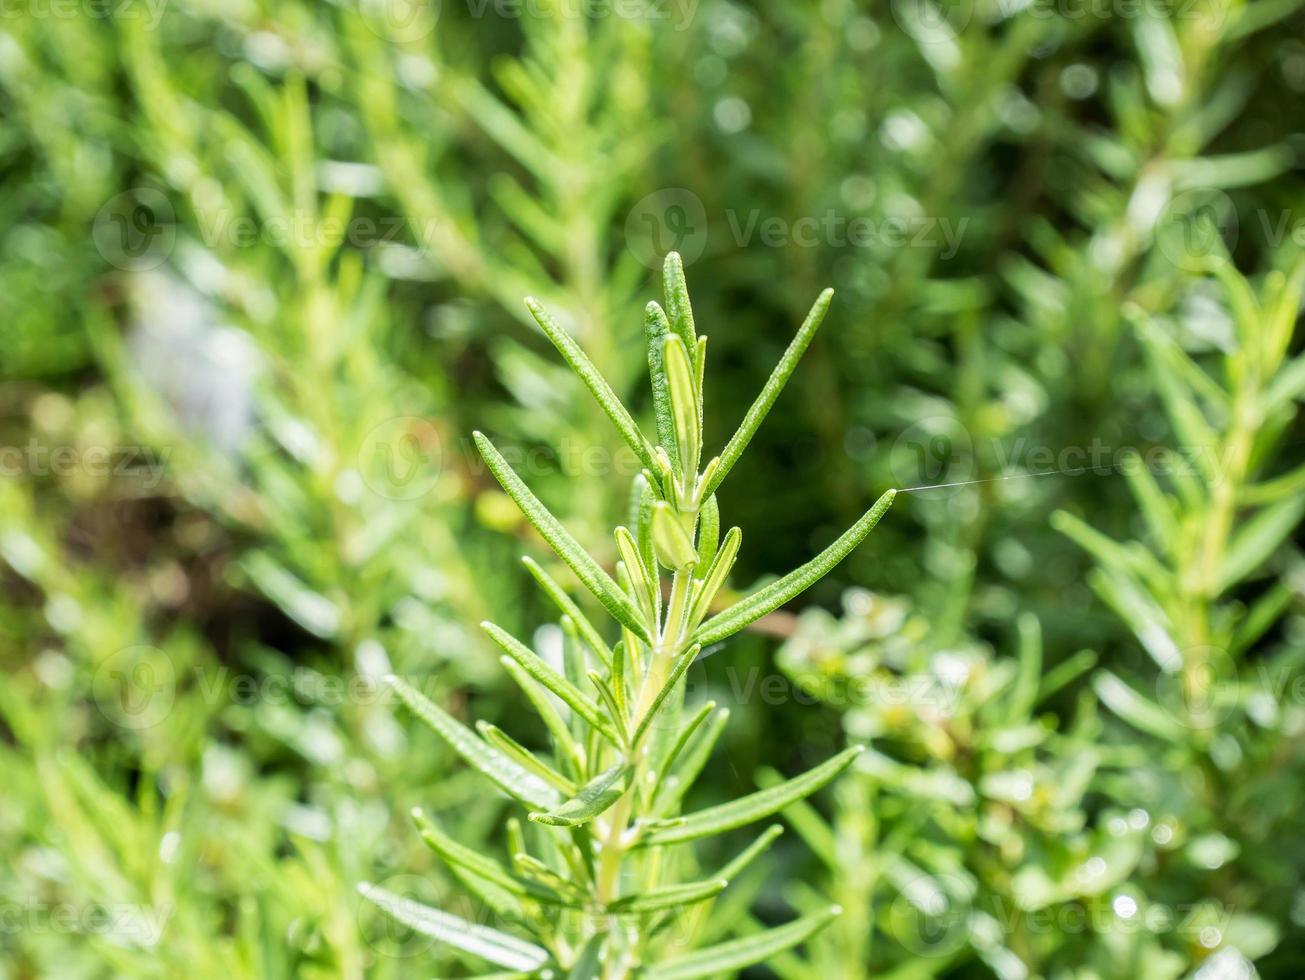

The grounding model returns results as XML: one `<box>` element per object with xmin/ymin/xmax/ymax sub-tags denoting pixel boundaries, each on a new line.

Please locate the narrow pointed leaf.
<box><xmin>529</xmin><ymin>764</ymin><xmax>629</xmax><ymax>827</ymax></box>
<box><xmin>643</xmin><ymin>746</ymin><xmax>862</xmax><ymax>846</ymax></box>
<box><xmin>651</xmin><ymin>700</ymin><xmax>719</xmax><ymax>811</ymax></box>
<box><xmin>498</xmin><ymin>656</ymin><xmax>584</xmax><ymax>774</ymax></box>
<box><xmin>1218</xmin><ymin>492</ymin><xmax>1305</xmax><ymax>591</ymax></box>
<box><xmin>718</xmin><ymin>825</ymin><xmax>784</xmax><ymax>880</ymax></box>
<box><xmin>567</xmin><ymin>935</ymin><xmax>604</xmax><ymax>980</ymax></box>
<box><xmin>587</xmin><ymin>669</ymin><xmax>627</xmax><ymax>742</ymax></box>
<box><xmin>607</xmin><ymin>877</ymin><xmax>727</xmax><ymax>913</ymax></box>
<box><xmin>652</xmin><ymin>501</ymin><xmax>698</xmax><ymax>570</ymax></box>
<box><xmin>387</xmin><ymin>676</ymin><xmax>561</xmax><ymax>809</ymax></box>
<box><xmin>632</xmin><ymin>645</ymin><xmax>701</xmax><ymax>748</ymax></box>
<box><xmin>522</xmin><ymin>556</ymin><xmax>613</xmax><ymax>669</ymax></box>
<box><xmin>644</xmin><ymin>907</ymin><xmax>840</xmax><ymax>979</ymax></box>
<box><xmin>1092</xmin><ymin>671</ymin><xmax>1186</xmax><ymax>742</ymax></box>
<box><xmin>694</xmin><ymin>335</ymin><xmax>708</xmax><ymax>415</ymax></box>
<box><xmin>358</xmin><ymin>883</ymin><xmax>549</xmax><ymax>972</ymax></box>
<box><xmin>695</xmin><ymin>494</ymin><xmax>720</xmax><ymax>575</ymax></box>
<box><xmin>653</xmin><ymin>704</ymin><xmax>728</xmax><ymax>817</ymax></box>
<box><xmin>664</xmin><ymin>335</ymin><xmax>701</xmax><ymax>480</ymax></box>
<box><xmin>688</xmin><ymin>526</ymin><xmax>741</xmax><ymax>628</ymax></box>
<box><xmin>634</xmin><ymin>475</ymin><xmax>659</xmax><ymax>582</ymax></box>
<box><xmin>412</xmin><ymin>809</ymin><xmax>563</xmax><ymax>911</ymax></box>
<box><xmin>705</xmin><ymin>288</ymin><xmax>834</xmax><ymax>497</ymax></box>
<box><xmin>525</xmin><ymin>297</ymin><xmax>656</xmax><ymax>470</ymax></box>
<box><xmin>1005</xmin><ymin>613</ymin><xmax>1042</xmax><ymax>724</ymax></box>
<box><xmin>412</xmin><ymin>808</ymin><xmax>523</xmax><ymax>894</ymax></box>
<box><xmin>476</xmin><ymin>432</ymin><xmax>649</xmax><ymax>642</ymax></box>
<box><xmin>662</xmin><ymin>251</ymin><xmax>698</xmax><ymax>357</ymax></box>
<box><xmin>645</xmin><ymin>301</ymin><xmax>678</xmax><ymax>468</ymax></box>
<box><xmin>483</xmin><ymin>623</ymin><xmax>619</xmax><ymax>743</ymax></box>
<box><xmin>616</xmin><ymin>527</ymin><xmax>657</xmax><ymax>613</ymax></box>
<box><xmin>694</xmin><ymin>490</ymin><xmax>895</xmax><ymax>646</ymax></box>
<box><xmin>477</xmin><ymin>722</ymin><xmax>576</xmax><ymax>795</ymax></box>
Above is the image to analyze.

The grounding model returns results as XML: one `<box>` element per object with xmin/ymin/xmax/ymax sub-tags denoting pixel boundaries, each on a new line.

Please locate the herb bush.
<box><xmin>2</xmin><ymin>2</ymin><xmax>1304</xmax><ymax>978</ymax></box>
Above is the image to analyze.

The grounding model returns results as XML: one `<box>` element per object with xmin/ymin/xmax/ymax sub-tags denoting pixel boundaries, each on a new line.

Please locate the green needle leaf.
<box><xmin>412</xmin><ymin>808</ymin><xmax>563</xmax><ymax>911</ymax></box>
<box><xmin>358</xmin><ymin>883</ymin><xmax>550</xmax><ymax>972</ymax></box>
<box><xmin>717</xmin><ymin>825</ymin><xmax>784</xmax><ymax>880</ymax></box>
<box><xmin>662</xmin><ymin>251</ymin><xmax>698</xmax><ymax>357</ymax></box>
<box><xmin>607</xmin><ymin>877</ymin><xmax>727</xmax><ymax>914</ymax></box>
<box><xmin>645</xmin><ymin>301</ymin><xmax>678</xmax><ymax>469</ymax></box>
<box><xmin>642</xmin><ymin>746</ymin><xmax>863</xmax><ymax>846</ymax></box>
<box><xmin>525</xmin><ymin>297</ymin><xmax>657</xmax><ymax>471</ymax></box>
<box><xmin>476</xmin><ymin>432</ymin><xmax>650</xmax><ymax>642</ymax></box>
<box><xmin>616</xmin><ymin>526</ymin><xmax>657</xmax><ymax>614</ymax></box>
<box><xmin>477</xmin><ymin>722</ymin><xmax>577</xmax><ymax>795</ymax></box>
<box><xmin>498</xmin><ymin>656</ymin><xmax>584</xmax><ymax>776</ymax></box>
<box><xmin>483</xmin><ymin>623</ymin><xmax>619</xmax><ymax>744</ymax></box>
<box><xmin>652</xmin><ymin>501</ymin><xmax>699</xmax><ymax>571</ymax></box>
<box><xmin>644</xmin><ymin>907</ymin><xmax>840</xmax><ymax>979</ymax></box>
<box><xmin>694</xmin><ymin>490</ymin><xmax>895</xmax><ymax>646</ymax></box>
<box><xmin>387</xmin><ymin>676</ymin><xmax>562</xmax><ymax>810</ymax></box>
<box><xmin>704</xmin><ymin>288</ymin><xmax>834</xmax><ymax>498</ymax></box>
<box><xmin>653</xmin><ymin>703</ymin><xmax>727</xmax><ymax>816</ymax></box>
<box><xmin>529</xmin><ymin>763</ymin><xmax>630</xmax><ymax>827</ymax></box>
<box><xmin>522</xmin><ymin>556</ymin><xmax>613</xmax><ymax>669</ymax></box>
<box><xmin>695</xmin><ymin>494</ymin><xmax>720</xmax><ymax>574</ymax></box>
<box><xmin>664</xmin><ymin>335</ymin><xmax>701</xmax><ymax>482</ymax></box>
<box><xmin>688</xmin><ymin>526</ymin><xmax>741</xmax><ymax>628</ymax></box>
<box><xmin>632</xmin><ymin>645</ymin><xmax>701</xmax><ymax>749</ymax></box>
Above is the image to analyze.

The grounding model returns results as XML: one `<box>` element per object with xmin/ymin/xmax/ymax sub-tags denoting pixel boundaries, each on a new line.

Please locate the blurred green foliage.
<box><xmin>2</xmin><ymin>0</ymin><xmax>1304</xmax><ymax>976</ymax></box>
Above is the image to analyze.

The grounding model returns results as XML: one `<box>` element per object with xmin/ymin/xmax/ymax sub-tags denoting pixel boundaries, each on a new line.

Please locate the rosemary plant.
<box><xmin>361</xmin><ymin>253</ymin><xmax>896</xmax><ymax>976</ymax></box>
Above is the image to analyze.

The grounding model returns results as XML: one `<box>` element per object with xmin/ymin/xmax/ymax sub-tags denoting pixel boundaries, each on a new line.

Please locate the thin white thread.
<box><xmin>899</xmin><ymin>472</ymin><xmax>1093</xmax><ymax>492</ymax></box>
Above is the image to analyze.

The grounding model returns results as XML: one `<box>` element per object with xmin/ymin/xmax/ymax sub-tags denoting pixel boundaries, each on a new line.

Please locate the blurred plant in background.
<box><xmin>1</xmin><ymin>0</ymin><xmax>1304</xmax><ymax>976</ymax></box>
